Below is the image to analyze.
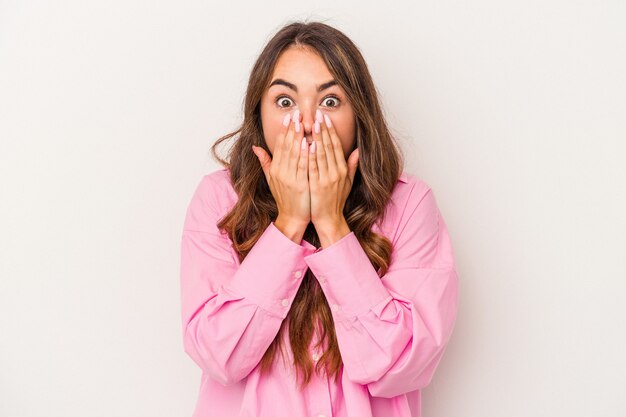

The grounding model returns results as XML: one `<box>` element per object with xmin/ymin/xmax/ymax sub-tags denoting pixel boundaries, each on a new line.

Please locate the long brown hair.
<box><xmin>209</xmin><ymin>20</ymin><xmax>405</xmax><ymax>390</ymax></box>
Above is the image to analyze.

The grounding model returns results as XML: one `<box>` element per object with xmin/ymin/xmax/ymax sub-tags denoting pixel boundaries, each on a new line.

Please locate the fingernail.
<box><xmin>315</xmin><ymin>109</ymin><xmax>323</xmax><ymax>123</ymax></box>
<box><xmin>323</xmin><ymin>113</ymin><xmax>332</xmax><ymax>128</ymax></box>
<box><xmin>314</xmin><ymin>120</ymin><xmax>320</xmax><ymax>134</ymax></box>
<box><xmin>310</xmin><ymin>141</ymin><xmax>316</xmax><ymax>153</ymax></box>
<box><xmin>301</xmin><ymin>137</ymin><xmax>307</xmax><ymax>150</ymax></box>
<box><xmin>282</xmin><ymin>113</ymin><xmax>291</xmax><ymax>127</ymax></box>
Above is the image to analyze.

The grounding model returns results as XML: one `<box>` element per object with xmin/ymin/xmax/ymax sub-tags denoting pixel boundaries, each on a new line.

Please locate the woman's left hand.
<box><xmin>308</xmin><ymin>109</ymin><xmax>360</xmax><ymax>240</ymax></box>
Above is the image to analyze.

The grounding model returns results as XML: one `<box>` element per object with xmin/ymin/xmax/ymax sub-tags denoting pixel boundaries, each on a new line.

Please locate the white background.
<box><xmin>1</xmin><ymin>1</ymin><xmax>625</xmax><ymax>416</ymax></box>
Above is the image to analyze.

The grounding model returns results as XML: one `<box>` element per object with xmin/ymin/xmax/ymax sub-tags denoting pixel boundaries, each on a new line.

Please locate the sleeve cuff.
<box><xmin>303</xmin><ymin>231</ymin><xmax>391</xmax><ymax>320</ymax></box>
<box><xmin>224</xmin><ymin>222</ymin><xmax>317</xmax><ymax>319</ymax></box>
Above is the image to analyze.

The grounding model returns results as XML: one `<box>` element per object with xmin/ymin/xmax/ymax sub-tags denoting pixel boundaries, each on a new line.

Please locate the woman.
<box><xmin>180</xmin><ymin>20</ymin><xmax>459</xmax><ymax>417</ymax></box>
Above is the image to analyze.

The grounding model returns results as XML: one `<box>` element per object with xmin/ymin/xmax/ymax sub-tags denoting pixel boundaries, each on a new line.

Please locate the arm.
<box><xmin>180</xmin><ymin>174</ymin><xmax>316</xmax><ymax>386</ymax></box>
<box><xmin>303</xmin><ymin>184</ymin><xmax>459</xmax><ymax>398</ymax></box>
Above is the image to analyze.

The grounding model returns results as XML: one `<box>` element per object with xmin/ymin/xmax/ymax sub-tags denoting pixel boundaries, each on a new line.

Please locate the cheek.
<box><xmin>335</xmin><ymin>119</ymin><xmax>356</xmax><ymax>156</ymax></box>
<box><xmin>261</xmin><ymin>111</ymin><xmax>284</xmax><ymax>155</ymax></box>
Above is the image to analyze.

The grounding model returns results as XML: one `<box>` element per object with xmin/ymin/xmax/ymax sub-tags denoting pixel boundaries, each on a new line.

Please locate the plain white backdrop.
<box><xmin>1</xmin><ymin>1</ymin><xmax>625</xmax><ymax>416</ymax></box>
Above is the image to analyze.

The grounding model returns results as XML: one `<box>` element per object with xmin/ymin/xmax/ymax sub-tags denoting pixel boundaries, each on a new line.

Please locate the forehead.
<box><xmin>271</xmin><ymin>46</ymin><xmax>333</xmax><ymax>82</ymax></box>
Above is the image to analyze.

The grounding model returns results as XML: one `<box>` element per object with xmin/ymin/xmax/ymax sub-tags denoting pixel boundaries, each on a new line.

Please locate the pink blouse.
<box><xmin>180</xmin><ymin>168</ymin><xmax>459</xmax><ymax>417</ymax></box>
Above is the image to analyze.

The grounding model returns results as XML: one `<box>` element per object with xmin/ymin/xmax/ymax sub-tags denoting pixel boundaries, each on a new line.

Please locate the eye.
<box><xmin>275</xmin><ymin>95</ymin><xmax>294</xmax><ymax>108</ymax></box>
<box><xmin>321</xmin><ymin>95</ymin><xmax>341</xmax><ymax>108</ymax></box>
<box><xmin>274</xmin><ymin>94</ymin><xmax>342</xmax><ymax>109</ymax></box>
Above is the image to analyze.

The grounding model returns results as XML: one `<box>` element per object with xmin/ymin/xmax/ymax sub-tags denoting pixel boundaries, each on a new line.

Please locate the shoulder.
<box><xmin>380</xmin><ymin>171</ymin><xmax>437</xmax><ymax>238</ymax></box>
<box><xmin>199</xmin><ymin>167</ymin><xmax>232</xmax><ymax>189</ymax></box>
<box><xmin>183</xmin><ymin>168</ymin><xmax>237</xmax><ymax>232</ymax></box>
<box><xmin>196</xmin><ymin>167</ymin><xmax>237</xmax><ymax>204</ymax></box>
<box><xmin>186</xmin><ymin>168</ymin><xmax>236</xmax><ymax>222</ymax></box>
<box><xmin>393</xmin><ymin>171</ymin><xmax>433</xmax><ymax>205</ymax></box>
<box><xmin>201</xmin><ymin>168</ymin><xmax>233</xmax><ymax>191</ymax></box>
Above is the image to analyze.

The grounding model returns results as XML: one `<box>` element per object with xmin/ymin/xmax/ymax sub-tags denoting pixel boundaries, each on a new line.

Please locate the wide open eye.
<box><xmin>275</xmin><ymin>95</ymin><xmax>294</xmax><ymax>108</ymax></box>
<box><xmin>321</xmin><ymin>95</ymin><xmax>341</xmax><ymax>108</ymax></box>
<box><xmin>275</xmin><ymin>95</ymin><xmax>342</xmax><ymax>109</ymax></box>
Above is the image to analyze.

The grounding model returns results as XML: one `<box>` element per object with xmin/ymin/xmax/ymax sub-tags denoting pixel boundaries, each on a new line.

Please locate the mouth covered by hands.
<box><xmin>252</xmin><ymin>108</ymin><xmax>360</xmax><ymax>246</ymax></box>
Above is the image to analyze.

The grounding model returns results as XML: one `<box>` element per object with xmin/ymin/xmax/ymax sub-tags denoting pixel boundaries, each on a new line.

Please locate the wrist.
<box><xmin>274</xmin><ymin>215</ymin><xmax>308</xmax><ymax>244</ymax></box>
<box><xmin>314</xmin><ymin>218</ymin><xmax>351</xmax><ymax>248</ymax></box>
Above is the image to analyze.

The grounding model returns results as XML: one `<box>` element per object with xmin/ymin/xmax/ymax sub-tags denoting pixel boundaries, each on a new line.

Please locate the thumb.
<box><xmin>252</xmin><ymin>145</ymin><xmax>272</xmax><ymax>180</ymax></box>
<box><xmin>347</xmin><ymin>147</ymin><xmax>359</xmax><ymax>185</ymax></box>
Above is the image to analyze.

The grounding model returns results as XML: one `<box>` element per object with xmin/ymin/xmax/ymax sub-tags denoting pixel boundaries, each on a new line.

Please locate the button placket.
<box><xmin>306</xmin><ymin>363</ymin><xmax>332</xmax><ymax>417</ymax></box>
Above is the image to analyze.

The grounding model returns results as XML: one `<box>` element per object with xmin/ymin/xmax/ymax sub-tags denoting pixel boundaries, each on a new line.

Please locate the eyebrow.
<box><xmin>269</xmin><ymin>78</ymin><xmax>338</xmax><ymax>93</ymax></box>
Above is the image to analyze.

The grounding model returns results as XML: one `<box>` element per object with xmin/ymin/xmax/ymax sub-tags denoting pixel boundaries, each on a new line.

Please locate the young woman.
<box><xmin>180</xmin><ymin>21</ymin><xmax>459</xmax><ymax>417</ymax></box>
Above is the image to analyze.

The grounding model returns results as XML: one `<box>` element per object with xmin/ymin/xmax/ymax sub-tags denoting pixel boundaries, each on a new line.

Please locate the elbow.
<box><xmin>182</xmin><ymin>326</ymin><xmax>247</xmax><ymax>387</ymax></box>
<box><xmin>366</xmin><ymin>271</ymin><xmax>460</xmax><ymax>398</ymax></box>
<box><xmin>366</xmin><ymin>382</ymin><xmax>404</xmax><ymax>399</ymax></box>
<box><xmin>364</xmin><ymin>334</ymin><xmax>452</xmax><ymax>398</ymax></box>
<box><xmin>366</xmin><ymin>335</ymin><xmax>454</xmax><ymax>398</ymax></box>
<box><xmin>208</xmin><ymin>366</ymin><xmax>248</xmax><ymax>387</ymax></box>
<box><xmin>366</xmin><ymin>372</ymin><xmax>432</xmax><ymax>398</ymax></box>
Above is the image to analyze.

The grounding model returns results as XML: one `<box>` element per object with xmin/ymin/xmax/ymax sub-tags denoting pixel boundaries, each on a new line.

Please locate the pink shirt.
<box><xmin>180</xmin><ymin>168</ymin><xmax>459</xmax><ymax>417</ymax></box>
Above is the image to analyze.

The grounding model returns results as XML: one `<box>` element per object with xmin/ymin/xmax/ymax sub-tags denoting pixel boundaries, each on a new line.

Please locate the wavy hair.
<box><xmin>209</xmin><ymin>20</ymin><xmax>405</xmax><ymax>390</ymax></box>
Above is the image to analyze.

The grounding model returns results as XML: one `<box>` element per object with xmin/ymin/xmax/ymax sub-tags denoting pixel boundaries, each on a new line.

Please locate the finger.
<box><xmin>278</xmin><ymin>109</ymin><xmax>299</xmax><ymax>178</ymax></box>
<box><xmin>297</xmin><ymin>135</ymin><xmax>309</xmax><ymax>183</ymax></box>
<box><xmin>346</xmin><ymin>147</ymin><xmax>359</xmax><ymax>186</ymax></box>
<box><xmin>252</xmin><ymin>145</ymin><xmax>272</xmax><ymax>182</ymax></box>
<box><xmin>309</xmin><ymin>117</ymin><xmax>321</xmax><ymax>183</ymax></box>
<box><xmin>286</xmin><ymin>109</ymin><xmax>303</xmax><ymax>178</ymax></box>
<box><xmin>319</xmin><ymin>111</ymin><xmax>339</xmax><ymax>180</ymax></box>
<box><xmin>323</xmin><ymin>112</ymin><xmax>347</xmax><ymax>173</ymax></box>
<box><xmin>313</xmin><ymin>109</ymin><xmax>329</xmax><ymax>179</ymax></box>
<box><xmin>271</xmin><ymin>112</ymin><xmax>291</xmax><ymax>177</ymax></box>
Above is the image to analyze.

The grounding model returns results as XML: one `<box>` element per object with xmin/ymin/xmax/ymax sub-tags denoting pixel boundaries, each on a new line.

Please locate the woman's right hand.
<box><xmin>251</xmin><ymin>109</ymin><xmax>311</xmax><ymax>235</ymax></box>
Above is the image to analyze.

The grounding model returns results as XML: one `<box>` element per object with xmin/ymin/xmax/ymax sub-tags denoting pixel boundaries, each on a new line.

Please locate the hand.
<box><xmin>252</xmin><ymin>109</ymin><xmax>311</xmax><ymax>231</ymax></box>
<box><xmin>308</xmin><ymin>109</ymin><xmax>359</xmax><ymax>237</ymax></box>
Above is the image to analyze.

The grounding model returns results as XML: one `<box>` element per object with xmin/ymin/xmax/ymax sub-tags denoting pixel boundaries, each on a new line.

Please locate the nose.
<box><xmin>296</xmin><ymin>107</ymin><xmax>316</xmax><ymax>138</ymax></box>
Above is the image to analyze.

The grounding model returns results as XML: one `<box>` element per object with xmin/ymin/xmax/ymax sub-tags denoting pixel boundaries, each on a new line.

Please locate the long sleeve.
<box><xmin>303</xmin><ymin>184</ymin><xmax>459</xmax><ymax>398</ymax></box>
<box><xmin>180</xmin><ymin>174</ymin><xmax>317</xmax><ymax>386</ymax></box>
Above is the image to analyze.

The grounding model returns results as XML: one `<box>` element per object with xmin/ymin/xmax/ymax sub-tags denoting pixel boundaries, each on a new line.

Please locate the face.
<box><xmin>260</xmin><ymin>46</ymin><xmax>356</xmax><ymax>161</ymax></box>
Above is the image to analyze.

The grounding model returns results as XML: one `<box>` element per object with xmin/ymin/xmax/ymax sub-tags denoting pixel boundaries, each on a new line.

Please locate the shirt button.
<box><xmin>312</xmin><ymin>352</ymin><xmax>320</xmax><ymax>361</ymax></box>
<box><xmin>293</xmin><ymin>270</ymin><xmax>302</xmax><ymax>279</ymax></box>
<box><xmin>281</xmin><ymin>299</ymin><xmax>289</xmax><ymax>307</ymax></box>
<box><xmin>332</xmin><ymin>304</ymin><xmax>340</xmax><ymax>312</ymax></box>
<box><xmin>317</xmin><ymin>414</ymin><xmax>326</xmax><ymax>417</ymax></box>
